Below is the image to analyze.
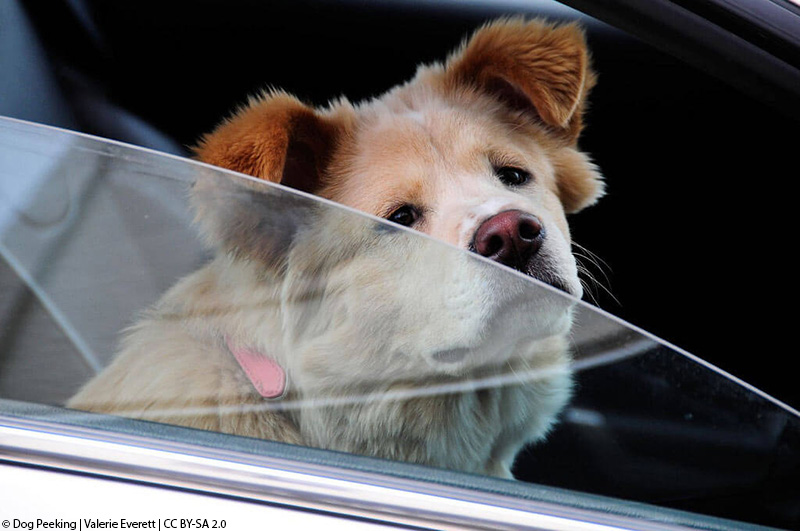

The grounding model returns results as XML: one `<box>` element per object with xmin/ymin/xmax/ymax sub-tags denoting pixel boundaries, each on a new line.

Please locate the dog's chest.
<box><xmin>294</xmin><ymin>373</ymin><xmax>570</xmax><ymax>475</ymax></box>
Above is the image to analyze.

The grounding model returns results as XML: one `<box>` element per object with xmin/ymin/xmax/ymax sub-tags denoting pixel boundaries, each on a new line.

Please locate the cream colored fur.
<box><xmin>68</xmin><ymin>18</ymin><xmax>603</xmax><ymax>479</ymax></box>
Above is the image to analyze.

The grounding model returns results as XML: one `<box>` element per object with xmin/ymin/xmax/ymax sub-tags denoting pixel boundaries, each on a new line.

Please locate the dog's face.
<box><xmin>323</xmin><ymin>94</ymin><xmax>591</xmax><ymax>298</ymax></box>
<box><xmin>192</xmin><ymin>19</ymin><xmax>604</xmax><ymax>384</ymax></box>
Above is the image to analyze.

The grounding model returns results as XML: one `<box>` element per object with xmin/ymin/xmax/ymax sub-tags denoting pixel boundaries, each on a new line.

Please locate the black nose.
<box><xmin>473</xmin><ymin>210</ymin><xmax>544</xmax><ymax>270</ymax></box>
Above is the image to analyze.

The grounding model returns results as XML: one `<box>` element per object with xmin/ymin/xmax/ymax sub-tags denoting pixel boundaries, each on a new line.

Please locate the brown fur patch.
<box><xmin>443</xmin><ymin>18</ymin><xmax>595</xmax><ymax>143</ymax></box>
<box><xmin>194</xmin><ymin>91</ymin><xmax>348</xmax><ymax>194</ymax></box>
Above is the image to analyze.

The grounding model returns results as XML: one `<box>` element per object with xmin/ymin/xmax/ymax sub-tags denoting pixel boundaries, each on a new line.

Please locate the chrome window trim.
<box><xmin>0</xmin><ymin>415</ymin><xmax>692</xmax><ymax>531</ymax></box>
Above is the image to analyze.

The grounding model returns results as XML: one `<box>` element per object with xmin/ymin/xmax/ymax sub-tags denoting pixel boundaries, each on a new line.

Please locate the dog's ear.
<box><xmin>191</xmin><ymin>92</ymin><xmax>349</xmax><ymax>266</ymax></box>
<box><xmin>552</xmin><ymin>147</ymin><xmax>605</xmax><ymax>213</ymax></box>
<box><xmin>194</xmin><ymin>91</ymin><xmax>341</xmax><ymax>194</ymax></box>
<box><xmin>444</xmin><ymin>18</ymin><xmax>595</xmax><ymax>142</ymax></box>
<box><xmin>191</xmin><ymin>171</ymin><xmax>320</xmax><ymax>269</ymax></box>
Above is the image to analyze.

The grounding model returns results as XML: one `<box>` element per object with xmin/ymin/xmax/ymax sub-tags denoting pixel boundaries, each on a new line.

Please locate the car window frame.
<box><xmin>559</xmin><ymin>0</ymin><xmax>800</xmax><ymax>121</ymax></box>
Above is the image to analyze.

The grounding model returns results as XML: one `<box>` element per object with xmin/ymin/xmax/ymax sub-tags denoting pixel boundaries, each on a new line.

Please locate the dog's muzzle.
<box><xmin>471</xmin><ymin>209</ymin><xmax>575</xmax><ymax>296</ymax></box>
<box><xmin>472</xmin><ymin>209</ymin><xmax>544</xmax><ymax>270</ymax></box>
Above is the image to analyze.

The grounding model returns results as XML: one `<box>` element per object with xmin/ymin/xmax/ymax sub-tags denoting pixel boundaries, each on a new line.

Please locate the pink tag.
<box><xmin>226</xmin><ymin>337</ymin><xmax>286</xmax><ymax>399</ymax></box>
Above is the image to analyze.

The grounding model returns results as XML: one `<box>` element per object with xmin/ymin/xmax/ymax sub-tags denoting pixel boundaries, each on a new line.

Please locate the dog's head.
<box><xmin>192</xmin><ymin>19</ymin><xmax>603</xmax><ymax>383</ymax></box>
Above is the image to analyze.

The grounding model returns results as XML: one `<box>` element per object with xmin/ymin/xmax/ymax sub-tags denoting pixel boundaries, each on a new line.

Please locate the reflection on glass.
<box><xmin>1</xmin><ymin>118</ymin><xmax>798</xmax><ymax>528</ymax></box>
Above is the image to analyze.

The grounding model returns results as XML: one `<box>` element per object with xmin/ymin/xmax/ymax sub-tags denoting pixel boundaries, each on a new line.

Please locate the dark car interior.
<box><xmin>2</xmin><ymin>0</ymin><xmax>799</xmax><ymax>528</ymax></box>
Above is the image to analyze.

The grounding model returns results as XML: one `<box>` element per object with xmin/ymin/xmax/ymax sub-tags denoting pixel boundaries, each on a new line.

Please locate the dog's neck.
<box><xmin>225</xmin><ymin>336</ymin><xmax>287</xmax><ymax>399</ymax></box>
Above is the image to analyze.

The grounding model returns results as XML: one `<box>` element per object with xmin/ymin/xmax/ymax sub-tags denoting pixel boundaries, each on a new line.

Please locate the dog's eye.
<box><xmin>495</xmin><ymin>166</ymin><xmax>531</xmax><ymax>187</ymax></box>
<box><xmin>386</xmin><ymin>205</ymin><xmax>419</xmax><ymax>227</ymax></box>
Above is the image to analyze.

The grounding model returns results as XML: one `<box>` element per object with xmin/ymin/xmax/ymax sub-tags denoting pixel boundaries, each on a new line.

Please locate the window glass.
<box><xmin>1</xmin><ymin>117</ymin><xmax>798</xmax><ymax>529</ymax></box>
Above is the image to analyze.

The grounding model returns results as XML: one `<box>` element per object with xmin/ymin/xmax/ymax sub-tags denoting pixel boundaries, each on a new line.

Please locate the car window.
<box><xmin>3</xmin><ymin>0</ymin><xmax>800</xmax><ymax>528</ymax></box>
<box><xmin>1</xmin><ymin>116</ymin><xmax>798</xmax><ymax>530</ymax></box>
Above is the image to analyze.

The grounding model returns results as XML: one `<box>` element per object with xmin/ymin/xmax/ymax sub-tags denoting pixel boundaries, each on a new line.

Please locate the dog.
<box><xmin>68</xmin><ymin>18</ymin><xmax>604</xmax><ymax>479</ymax></box>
